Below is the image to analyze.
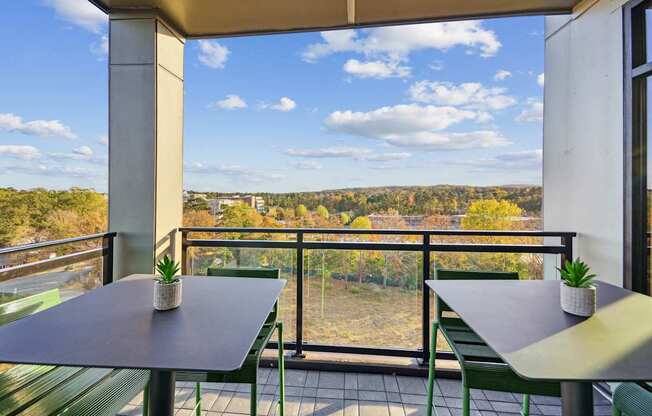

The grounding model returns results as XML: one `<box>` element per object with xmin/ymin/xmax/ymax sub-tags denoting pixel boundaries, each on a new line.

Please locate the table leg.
<box><xmin>561</xmin><ymin>381</ymin><xmax>593</xmax><ymax>416</ymax></box>
<box><xmin>148</xmin><ymin>370</ymin><xmax>176</xmax><ymax>416</ymax></box>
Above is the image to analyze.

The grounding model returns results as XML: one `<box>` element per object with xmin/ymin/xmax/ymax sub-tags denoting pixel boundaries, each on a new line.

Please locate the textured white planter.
<box><xmin>560</xmin><ymin>282</ymin><xmax>596</xmax><ymax>317</ymax></box>
<box><xmin>154</xmin><ymin>279</ymin><xmax>182</xmax><ymax>311</ymax></box>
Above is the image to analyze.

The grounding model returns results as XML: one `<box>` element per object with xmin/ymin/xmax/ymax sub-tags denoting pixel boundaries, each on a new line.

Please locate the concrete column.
<box><xmin>109</xmin><ymin>13</ymin><xmax>184</xmax><ymax>279</ymax></box>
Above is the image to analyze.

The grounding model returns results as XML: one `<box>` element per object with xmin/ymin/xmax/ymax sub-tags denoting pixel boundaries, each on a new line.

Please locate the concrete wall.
<box><xmin>543</xmin><ymin>0</ymin><xmax>626</xmax><ymax>286</ymax></box>
<box><xmin>109</xmin><ymin>14</ymin><xmax>185</xmax><ymax>279</ymax></box>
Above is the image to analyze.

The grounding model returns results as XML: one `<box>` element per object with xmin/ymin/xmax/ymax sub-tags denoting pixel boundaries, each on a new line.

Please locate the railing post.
<box><xmin>561</xmin><ymin>234</ymin><xmax>574</xmax><ymax>266</ymax></box>
<box><xmin>102</xmin><ymin>234</ymin><xmax>114</xmax><ymax>285</ymax></box>
<box><xmin>421</xmin><ymin>232</ymin><xmax>431</xmax><ymax>365</ymax></box>
<box><xmin>181</xmin><ymin>230</ymin><xmax>189</xmax><ymax>275</ymax></box>
<box><xmin>295</xmin><ymin>231</ymin><xmax>305</xmax><ymax>358</ymax></box>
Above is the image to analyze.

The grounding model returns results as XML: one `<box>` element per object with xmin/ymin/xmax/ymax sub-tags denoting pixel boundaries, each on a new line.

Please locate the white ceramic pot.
<box><xmin>154</xmin><ymin>279</ymin><xmax>182</xmax><ymax>311</ymax></box>
<box><xmin>560</xmin><ymin>282</ymin><xmax>596</xmax><ymax>317</ymax></box>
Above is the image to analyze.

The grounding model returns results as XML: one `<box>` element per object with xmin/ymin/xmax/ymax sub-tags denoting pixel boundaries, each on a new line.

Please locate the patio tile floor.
<box><xmin>119</xmin><ymin>369</ymin><xmax>612</xmax><ymax>416</ymax></box>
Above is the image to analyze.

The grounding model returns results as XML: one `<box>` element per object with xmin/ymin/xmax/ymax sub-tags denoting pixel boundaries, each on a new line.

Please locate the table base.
<box><xmin>149</xmin><ymin>370</ymin><xmax>176</xmax><ymax>416</ymax></box>
<box><xmin>561</xmin><ymin>381</ymin><xmax>594</xmax><ymax>416</ymax></box>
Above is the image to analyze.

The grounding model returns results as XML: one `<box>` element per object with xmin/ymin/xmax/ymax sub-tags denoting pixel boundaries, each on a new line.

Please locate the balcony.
<box><xmin>1</xmin><ymin>228</ymin><xmax>617</xmax><ymax>416</ymax></box>
<box><xmin>2</xmin><ymin>0</ymin><xmax>651</xmax><ymax>414</ymax></box>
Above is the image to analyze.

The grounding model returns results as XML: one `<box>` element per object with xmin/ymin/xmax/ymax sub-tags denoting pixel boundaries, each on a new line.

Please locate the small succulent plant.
<box><xmin>155</xmin><ymin>255</ymin><xmax>180</xmax><ymax>284</ymax></box>
<box><xmin>557</xmin><ymin>259</ymin><xmax>596</xmax><ymax>288</ymax></box>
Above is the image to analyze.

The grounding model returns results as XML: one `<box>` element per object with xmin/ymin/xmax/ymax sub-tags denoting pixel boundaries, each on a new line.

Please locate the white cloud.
<box><xmin>1</xmin><ymin>162</ymin><xmax>103</xmax><ymax>179</ymax></box>
<box><xmin>46</xmin><ymin>0</ymin><xmax>107</xmax><ymax>33</ymax></box>
<box><xmin>261</xmin><ymin>97</ymin><xmax>297</xmax><ymax>112</ymax></box>
<box><xmin>408</xmin><ymin>81</ymin><xmax>517</xmax><ymax>111</ymax></box>
<box><xmin>343</xmin><ymin>58</ymin><xmax>410</xmax><ymax>79</ymax></box>
<box><xmin>324</xmin><ymin>104</ymin><xmax>509</xmax><ymax>149</ymax></box>
<box><xmin>0</xmin><ymin>113</ymin><xmax>77</xmax><ymax>139</ymax></box>
<box><xmin>90</xmin><ymin>34</ymin><xmax>109</xmax><ymax>58</ymax></box>
<box><xmin>292</xmin><ymin>161</ymin><xmax>323</xmax><ymax>170</ymax></box>
<box><xmin>537</xmin><ymin>73</ymin><xmax>545</xmax><ymax>87</ymax></box>
<box><xmin>302</xmin><ymin>21</ymin><xmax>501</xmax><ymax>63</ymax></box>
<box><xmin>45</xmin><ymin>1</ymin><xmax>108</xmax><ymax>59</ymax></box>
<box><xmin>360</xmin><ymin>152</ymin><xmax>411</xmax><ymax>162</ymax></box>
<box><xmin>98</xmin><ymin>135</ymin><xmax>108</xmax><ymax>146</ymax></box>
<box><xmin>74</xmin><ymin>145</ymin><xmax>93</xmax><ymax>157</ymax></box>
<box><xmin>453</xmin><ymin>149</ymin><xmax>542</xmax><ymax>171</ymax></box>
<box><xmin>50</xmin><ymin>145</ymin><xmax>100</xmax><ymax>162</ymax></box>
<box><xmin>0</xmin><ymin>145</ymin><xmax>41</xmax><ymax>160</ymax></box>
<box><xmin>216</xmin><ymin>95</ymin><xmax>247</xmax><ymax>110</ymax></box>
<box><xmin>186</xmin><ymin>162</ymin><xmax>285</xmax><ymax>183</ymax></box>
<box><xmin>377</xmin><ymin>130</ymin><xmax>510</xmax><ymax>150</ymax></box>
<box><xmin>286</xmin><ymin>147</ymin><xmax>412</xmax><ymax>162</ymax></box>
<box><xmin>515</xmin><ymin>99</ymin><xmax>544</xmax><ymax>123</ymax></box>
<box><xmin>494</xmin><ymin>70</ymin><xmax>512</xmax><ymax>81</ymax></box>
<box><xmin>325</xmin><ymin>104</ymin><xmax>477</xmax><ymax>138</ymax></box>
<box><xmin>198</xmin><ymin>40</ymin><xmax>230</xmax><ymax>69</ymax></box>
<box><xmin>286</xmin><ymin>147</ymin><xmax>372</xmax><ymax>159</ymax></box>
<box><xmin>429</xmin><ymin>61</ymin><xmax>444</xmax><ymax>71</ymax></box>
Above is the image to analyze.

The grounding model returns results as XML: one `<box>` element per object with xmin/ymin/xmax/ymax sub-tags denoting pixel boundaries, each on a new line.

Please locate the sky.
<box><xmin>0</xmin><ymin>0</ymin><xmax>545</xmax><ymax>194</ymax></box>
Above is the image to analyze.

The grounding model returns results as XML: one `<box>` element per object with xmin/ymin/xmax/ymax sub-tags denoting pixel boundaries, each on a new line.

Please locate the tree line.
<box><xmin>189</xmin><ymin>185</ymin><xmax>542</xmax><ymax>218</ymax></box>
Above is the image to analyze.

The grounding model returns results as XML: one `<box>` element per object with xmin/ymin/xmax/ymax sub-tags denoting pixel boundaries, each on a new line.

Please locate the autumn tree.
<box><xmin>461</xmin><ymin>199</ymin><xmax>523</xmax><ymax>231</ymax></box>
<box><xmin>295</xmin><ymin>204</ymin><xmax>308</xmax><ymax>218</ymax></box>
<box><xmin>350</xmin><ymin>216</ymin><xmax>372</xmax><ymax>230</ymax></box>
<box><xmin>316</xmin><ymin>205</ymin><xmax>329</xmax><ymax>220</ymax></box>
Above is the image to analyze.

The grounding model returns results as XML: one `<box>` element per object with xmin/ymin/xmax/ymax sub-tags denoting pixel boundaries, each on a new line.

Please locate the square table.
<box><xmin>426</xmin><ymin>279</ymin><xmax>652</xmax><ymax>416</ymax></box>
<box><xmin>0</xmin><ymin>275</ymin><xmax>286</xmax><ymax>416</ymax></box>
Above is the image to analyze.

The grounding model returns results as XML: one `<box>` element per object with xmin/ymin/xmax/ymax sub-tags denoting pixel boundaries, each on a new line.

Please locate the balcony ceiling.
<box><xmin>90</xmin><ymin>0</ymin><xmax>580</xmax><ymax>38</ymax></box>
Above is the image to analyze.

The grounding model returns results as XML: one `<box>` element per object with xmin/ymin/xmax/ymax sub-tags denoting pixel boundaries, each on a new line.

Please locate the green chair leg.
<box><xmin>142</xmin><ymin>381</ymin><xmax>150</xmax><ymax>416</ymax></box>
<box><xmin>521</xmin><ymin>394</ymin><xmax>530</xmax><ymax>416</ymax></box>
<box><xmin>426</xmin><ymin>322</ymin><xmax>438</xmax><ymax>416</ymax></box>
<box><xmin>277</xmin><ymin>321</ymin><xmax>285</xmax><ymax>416</ymax></box>
<box><xmin>251</xmin><ymin>382</ymin><xmax>257</xmax><ymax>416</ymax></box>
<box><xmin>195</xmin><ymin>382</ymin><xmax>202</xmax><ymax>416</ymax></box>
<box><xmin>463</xmin><ymin>386</ymin><xmax>471</xmax><ymax>416</ymax></box>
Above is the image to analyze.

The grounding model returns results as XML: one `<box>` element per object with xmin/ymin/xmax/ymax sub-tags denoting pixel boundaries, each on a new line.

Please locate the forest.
<box><xmin>189</xmin><ymin>185</ymin><xmax>542</xmax><ymax>217</ymax></box>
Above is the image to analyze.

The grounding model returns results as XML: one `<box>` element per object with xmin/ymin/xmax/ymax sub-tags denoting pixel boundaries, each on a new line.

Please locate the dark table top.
<box><xmin>426</xmin><ymin>279</ymin><xmax>652</xmax><ymax>381</ymax></box>
<box><xmin>0</xmin><ymin>275</ymin><xmax>285</xmax><ymax>373</ymax></box>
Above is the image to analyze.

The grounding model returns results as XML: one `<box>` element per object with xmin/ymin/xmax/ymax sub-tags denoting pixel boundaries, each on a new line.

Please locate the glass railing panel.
<box><xmin>303</xmin><ymin>249</ymin><xmax>422</xmax><ymax>350</ymax></box>
<box><xmin>187</xmin><ymin>246</ymin><xmax>297</xmax><ymax>343</ymax></box>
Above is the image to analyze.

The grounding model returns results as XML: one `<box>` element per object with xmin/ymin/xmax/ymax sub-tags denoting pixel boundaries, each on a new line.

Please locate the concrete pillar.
<box><xmin>108</xmin><ymin>13</ymin><xmax>184</xmax><ymax>279</ymax></box>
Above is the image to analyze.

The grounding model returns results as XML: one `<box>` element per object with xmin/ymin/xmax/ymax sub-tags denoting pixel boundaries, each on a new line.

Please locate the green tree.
<box><xmin>219</xmin><ymin>203</ymin><xmax>263</xmax><ymax>228</ymax></box>
<box><xmin>316</xmin><ymin>205</ymin><xmax>329</xmax><ymax>220</ymax></box>
<box><xmin>340</xmin><ymin>212</ymin><xmax>350</xmax><ymax>225</ymax></box>
<box><xmin>461</xmin><ymin>199</ymin><xmax>523</xmax><ymax>231</ymax></box>
<box><xmin>350</xmin><ymin>216</ymin><xmax>372</xmax><ymax>229</ymax></box>
<box><xmin>295</xmin><ymin>204</ymin><xmax>308</xmax><ymax>218</ymax></box>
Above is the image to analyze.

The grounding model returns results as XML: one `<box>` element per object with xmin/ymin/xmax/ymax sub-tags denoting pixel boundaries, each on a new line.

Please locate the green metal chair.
<box><xmin>612</xmin><ymin>383</ymin><xmax>652</xmax><ymax>415</ymax></box>
<box><xmin>176</xmin><ymin>267</ymin><xmax>285</xmax><ymax>416</ymax></box>
<box><xmin>0</xmin><ymin>289</ymin><xmax>150</xmax><ymax>416</ymax></box>
<box><xmin>426</xmin><ymin>269</ymin><xmax>561</xmax><ymax>416</ymax></box>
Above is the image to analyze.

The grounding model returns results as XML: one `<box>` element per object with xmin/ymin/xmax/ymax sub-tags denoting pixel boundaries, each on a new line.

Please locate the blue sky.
<box><xmin>0</xmin><ymin>0</ymin><xmax>544</xmax><ymax>193</ymax></box>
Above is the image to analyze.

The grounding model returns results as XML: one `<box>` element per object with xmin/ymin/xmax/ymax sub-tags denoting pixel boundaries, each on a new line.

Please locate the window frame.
<box><xmin>624</xmin><ymin>0</ymin><xmax>650</xmax><ymax>293</ymax></box>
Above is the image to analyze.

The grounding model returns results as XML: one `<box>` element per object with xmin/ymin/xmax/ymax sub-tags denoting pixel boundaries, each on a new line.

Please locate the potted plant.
<box><xmin>153</xmin><ymin>255</ymin><xmax>182</xmax><ymax>311</ymax></box>
<box><xmin>557</xmin><ymin>259</ymin><xmax>597</xmax><ymax>317</ymax></box>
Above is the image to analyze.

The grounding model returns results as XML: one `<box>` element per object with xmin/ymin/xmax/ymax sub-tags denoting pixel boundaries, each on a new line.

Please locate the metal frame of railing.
<box><xmin>180</xmin><ymin>227</ymin><xmax>576</xmax><ymax>365</ymax></box>
<box><xmin>0</xmin><ymin>232</ymin><xmax>117</xmax><ymax>286</ymax></box>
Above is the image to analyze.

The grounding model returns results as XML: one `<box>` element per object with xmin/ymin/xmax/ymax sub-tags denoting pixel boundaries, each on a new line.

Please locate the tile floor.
<box><xmin>119</xmin><ymin>369</ymin><xmax>612</xmax><ymax>416</ymax></box>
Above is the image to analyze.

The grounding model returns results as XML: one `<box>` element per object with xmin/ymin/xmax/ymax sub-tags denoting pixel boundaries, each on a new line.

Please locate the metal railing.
<box><xmin>0</xmin><ymin>232</ymin><xmax>116</xmax><ymax>286</ymax></box>
<box><xmin>180</xmin><ymin>227</ymin><xmax>576</xmax><ymax>365</ymax></box>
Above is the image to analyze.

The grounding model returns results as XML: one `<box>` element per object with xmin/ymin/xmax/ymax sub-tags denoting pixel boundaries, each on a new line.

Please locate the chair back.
<box><xmin>207</xmin><ymin>267</ymin><xmax>280</xmax><ymax>324</ymax></box>
<box><xmin>0</xmin><ymin>289</ymin><xmax>61</xmax><ymax>326</ymax></box>
<box><xmin>434</xmin><ymin>269</ymin><xmax>518</xmax><ymax>320</ymax></box>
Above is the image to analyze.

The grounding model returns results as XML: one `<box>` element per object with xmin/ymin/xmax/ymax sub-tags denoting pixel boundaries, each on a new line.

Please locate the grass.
<box><xmin>276</xmin><ymin>276</ymin><xmax>452</xmax><ymax>351</ymax></box>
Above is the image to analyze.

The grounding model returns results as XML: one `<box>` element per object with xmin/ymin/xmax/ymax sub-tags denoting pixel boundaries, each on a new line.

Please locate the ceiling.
<box><xmin>90</xmin><ymin>0</ymin><xmax>580</xmax><ymax>38</ymax></box>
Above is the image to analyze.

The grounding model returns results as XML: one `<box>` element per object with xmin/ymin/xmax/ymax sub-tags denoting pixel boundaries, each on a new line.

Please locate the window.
<box><xmin>624</xmin><ymin>0</ymin><xmax>652</xmax><ymax>294</ymax></box>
